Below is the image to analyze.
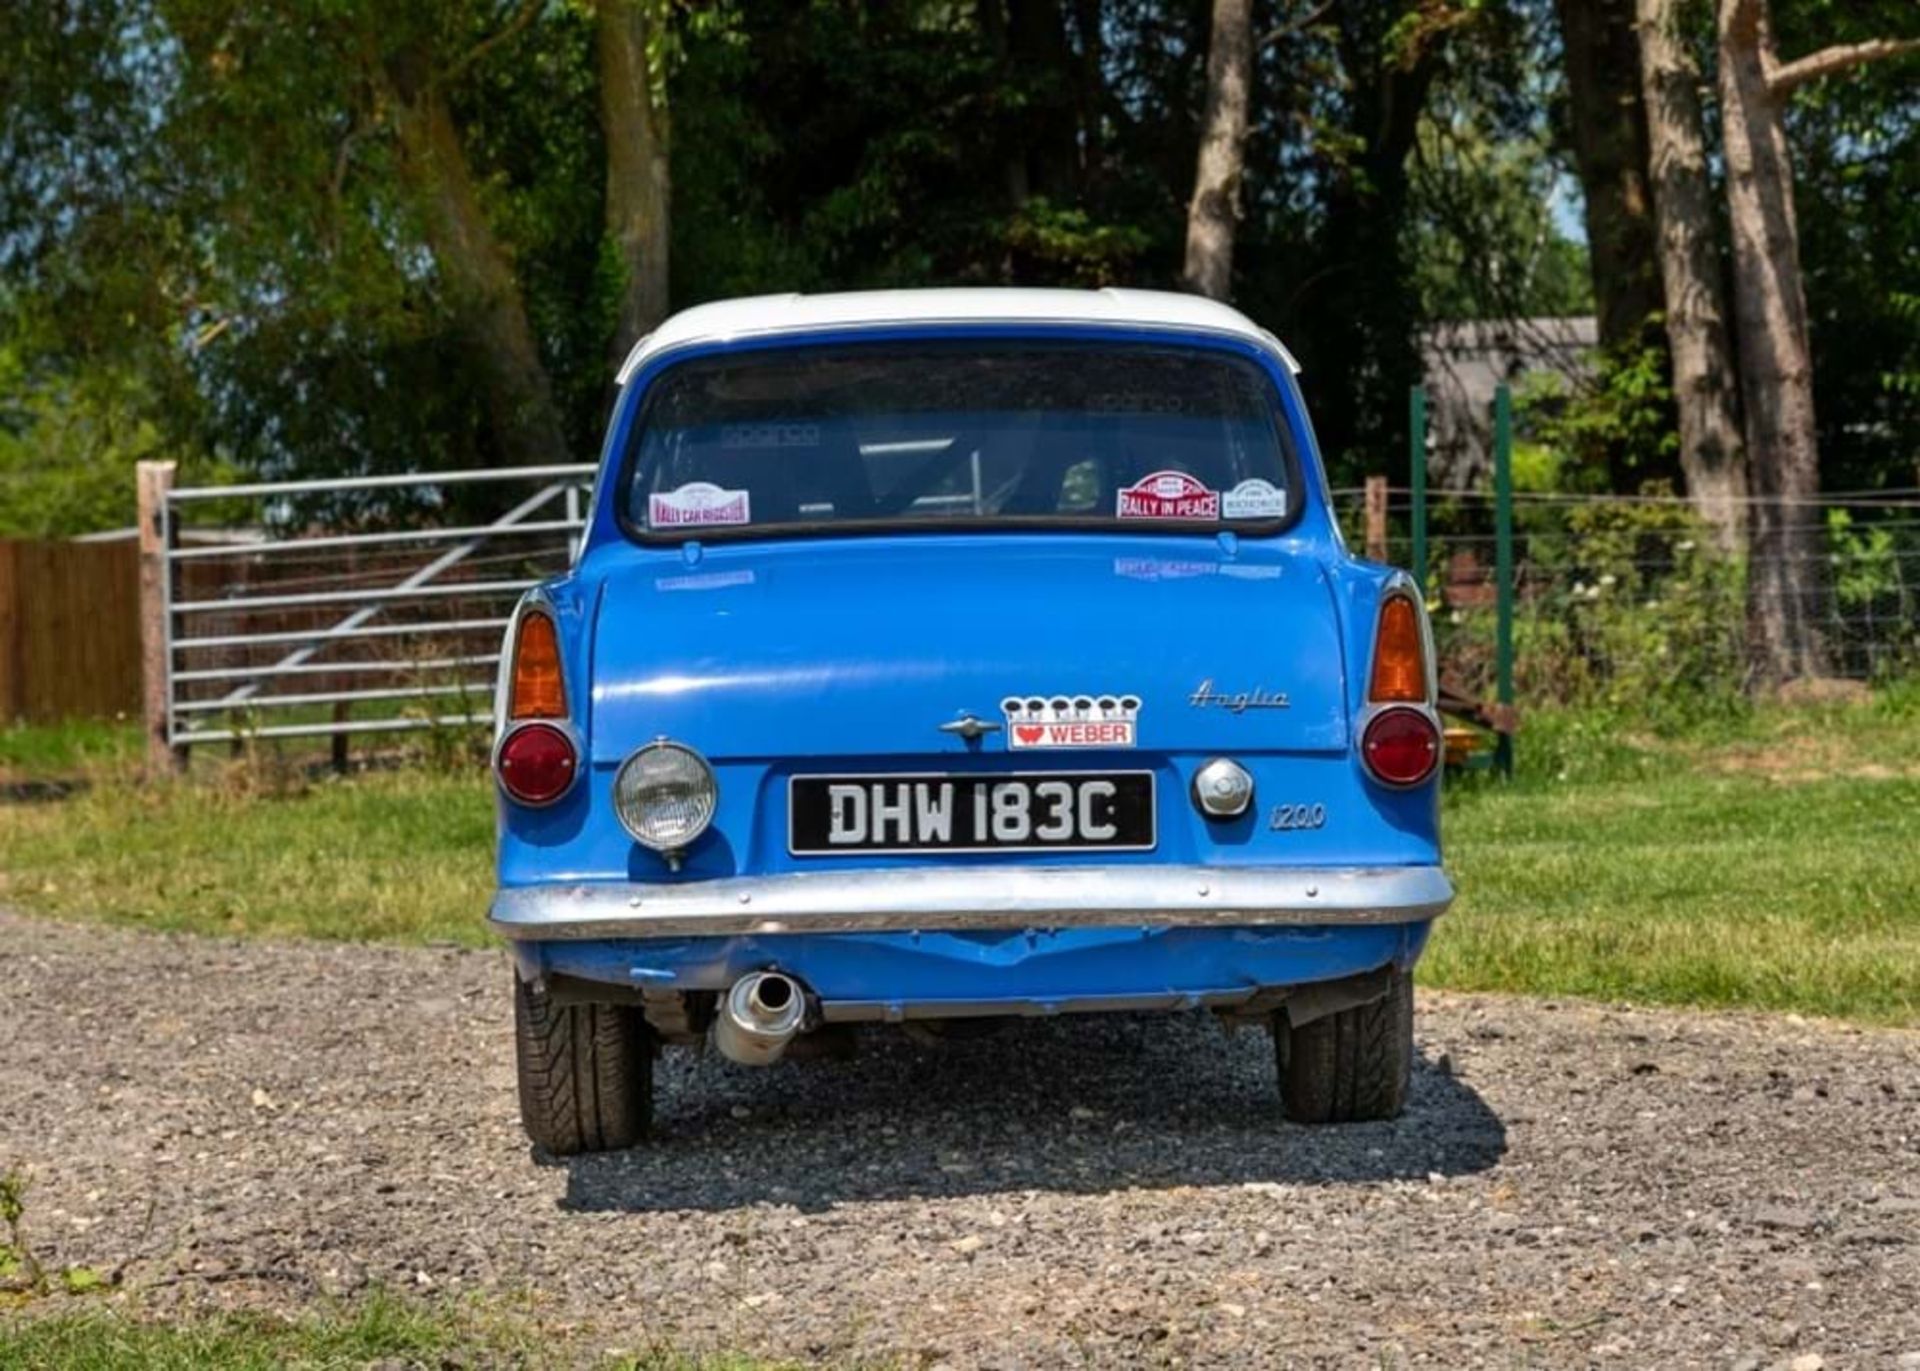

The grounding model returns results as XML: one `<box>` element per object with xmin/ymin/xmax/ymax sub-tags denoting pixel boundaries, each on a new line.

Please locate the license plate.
<box><xmin>788</xmin><ymin>772</ymin><xmax>1156</xmax><ymax>855</ymax></box>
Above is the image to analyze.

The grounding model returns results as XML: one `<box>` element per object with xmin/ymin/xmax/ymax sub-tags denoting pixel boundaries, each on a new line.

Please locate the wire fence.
<box><xmin>1332</xmin><ymin>485</ymin><xmax>1920</xmax><ymax>704</ymax></box>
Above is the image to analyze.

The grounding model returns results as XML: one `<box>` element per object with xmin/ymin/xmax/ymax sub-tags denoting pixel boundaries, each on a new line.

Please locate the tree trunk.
<box><xmin>386</xmin><ymin>69</ymin><xmax>571</xmax><ymax>469</ymax></box>
<box><xmin>1717</xmin><ymin>0</ymin><xmax>1825</xmax><ymax>682</ymax></box>
<box><xmin>1636</xmin><ymin>0</ymin><xmax>1748</xmax><ymax>552</ymax></box>
<box><xmin>1553</xmin><ymin>0</ymin><xmax>1661</xmax><ymax>354</ymax></box>
<box><xmin>976</xmin><ymin>0</ymin><xmax>1028</xmax><ymax>208</ymax></box>
<box><xmin>1007</xmin><ymin>0</ymin><xmax>1081</xmax><ymax>203</ymax></box>
<box><xmin>1071</xmin><ymin>0</ymin><xmax>1105</xmax><ymax>188</ymax></box>
<box><xmin>1183</xmin><ymin>0</ymin><xmax>1252</xmax><ymax>301</ymax></box>
<box><xmin>1713</xmin><ymin>0</ymin><xmax>1918</xmax><ymax>682</ymax></box>
<box><xmin>1294</xmin><ymin>3</ymin><xmax>1443</xmax><ymax>472</ymax></box>
<box><xmin>597</xmin><ymin>0</ymin><xmax>671</xmax><ymax>363</ymax></box>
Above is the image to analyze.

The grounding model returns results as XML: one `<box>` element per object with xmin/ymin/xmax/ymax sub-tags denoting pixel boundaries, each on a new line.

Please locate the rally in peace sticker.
<box><xmin>1116</xmin><ymin>470</ymin><xmax>1220</xmax><ymax>521</ymax></box>
<box><xmin>649</xmin><ymin>482</ymin><xmax>752</xmax><ymax>529</ymax></box>
<box><xmin>1221</xmin><ymin>478</ymin><xmax>1287</xmax><ymax>519</ymax></box>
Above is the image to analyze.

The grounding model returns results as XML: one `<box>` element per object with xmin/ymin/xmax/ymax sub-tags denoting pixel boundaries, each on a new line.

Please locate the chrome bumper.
<box><xmin>489</xmin><ymin>864</ymin><xmax>1452</xmax><ymax>941</ymax></box>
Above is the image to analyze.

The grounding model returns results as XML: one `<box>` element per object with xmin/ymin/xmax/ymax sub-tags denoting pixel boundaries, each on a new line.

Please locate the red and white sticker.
<box><xmin>1116</xmin><ymin>470</ymin><xmax>1219</xmax><ymax>521</ymax></box>
<box><xmin>1002</xmin><ymin>695</ymin><xmax>1140</xmax><ymax>749</ymax></box>
<box><xmin>1221</xmin><ymin>478</ymin><xmax>1287</xmax><ymax>519</ymax></box>
<box><xmin>649</xmin><ymin>482</ymin><xmax>751</xmax><ymax>530</ymax></box>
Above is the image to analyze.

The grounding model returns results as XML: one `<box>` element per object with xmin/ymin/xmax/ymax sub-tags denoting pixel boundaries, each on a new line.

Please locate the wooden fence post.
<box><xmin>137</xmin><ymin>460</ymin><xmax>179</xmax><ymax>774</ymax></box>
<box><xmin>1364</xmin><ymin>475</ymin><xmax>1389</xmax><ymax>563</ymax></box>
<box><xmin>0</xmin><ymin>541</ymin><xmax>18</xmax><ymax>723</ymax></box>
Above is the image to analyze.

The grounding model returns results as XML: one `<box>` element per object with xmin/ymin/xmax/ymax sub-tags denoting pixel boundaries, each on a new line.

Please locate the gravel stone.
<box><xmin>5</xmin><ymin>910</ymin><xmax>1918</xmax><ymax>1367</ymax></box>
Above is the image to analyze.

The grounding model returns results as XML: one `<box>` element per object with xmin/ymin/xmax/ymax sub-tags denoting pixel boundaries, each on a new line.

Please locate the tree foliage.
<box><xmin>1780</xmin><ymin>0</ymin><xmax>1920</xmax><ymax>495</ymax></box>
<box><xmin>0</xmin><ymin>0</ymin><xmax>1912</xmax><ymax>537</ymax></box>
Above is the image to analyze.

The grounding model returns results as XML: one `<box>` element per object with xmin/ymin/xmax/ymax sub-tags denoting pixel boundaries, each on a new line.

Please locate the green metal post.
<box><xmin>1493</xmin><ymin>383</ymin><xmax>1515</xmax><ymax>778</ymax></box>
<box><xmin>1409</xmin><ymin>385</ymin><xmax>1427</xmax><ymax>590</ymax></box>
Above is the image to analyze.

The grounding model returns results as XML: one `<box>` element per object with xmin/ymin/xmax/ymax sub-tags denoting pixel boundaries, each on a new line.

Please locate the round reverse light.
<box><xmin>1362</xmin><ymin>707</ymin><xmax>1440</xmax><ymax>787</ymax></box>
<box><xmin>1192</xmin><ymin>758</ymin><xmax>1255</xmax><ymax>819</ymax></box>
<box><xmin>613</xmin><ymin>741</ymin><xmax>718</xmax><ymax>852</ymax></box>
<box><xmin>496</xmin><ymin>723</ymin><xmax>578</xmax><ymax>807</ymax></box>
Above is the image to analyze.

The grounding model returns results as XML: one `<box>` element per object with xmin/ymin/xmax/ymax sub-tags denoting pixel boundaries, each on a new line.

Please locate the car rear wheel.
<box><xmin>1274</xmin><ymin>970</ymin><xmax>1413</xmax><ymax>1123</ymax></box>
<box><xmin>514</xmin><ymin>974</ymin><xmax>654</xmax><ymax>1155</ymax></box>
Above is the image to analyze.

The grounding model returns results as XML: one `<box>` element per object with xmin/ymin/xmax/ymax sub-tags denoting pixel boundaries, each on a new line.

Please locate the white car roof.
<box><xmin>616</xmin><ymin>287</ymin><xmax>1301</xmax><ymax>384</ymax></box>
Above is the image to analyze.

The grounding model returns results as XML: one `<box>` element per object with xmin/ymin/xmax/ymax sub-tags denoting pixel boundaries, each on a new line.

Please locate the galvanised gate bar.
<box><xmin>139</xmin><ymin>461</ymin><xmax>595</xmax><ymax>765</ymax></box>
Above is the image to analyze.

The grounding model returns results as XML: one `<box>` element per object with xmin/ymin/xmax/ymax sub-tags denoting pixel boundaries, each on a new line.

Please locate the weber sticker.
<box><xmin>649</xmin><ymin>482</ymin><xmax>751</xmax><ymax>530</ymax></box>
<box><xmin>1002</xmin><ymin>695</ymin><xmax>1141</xmax><ymax>750</ymax></box>
<box><xmin>1222</xmin><ymin>478</ymin><xmax>1287</xmax><ymax>520</ymax></box>
<box><xmin>1116</xmin><ymin>470</ymin><xmax>1220</xmax><ymax>521</ymax></box>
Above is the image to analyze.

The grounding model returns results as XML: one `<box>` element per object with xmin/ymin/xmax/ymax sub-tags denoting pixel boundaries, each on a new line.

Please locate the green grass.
<box><xmin>1431</xmin><ymin>698</ymin><xmax>1920</xmax><ymax>1023</ymax></box>
<box><xmin>0</xmin><ymin>698</ymin><xmax>1914</xmax><ymax>1023</ymax></box>
<box><xmin>0</xmin><ymin>719</ymin><xmax>140</xmax><ymax>780</ymax></box>
<box><xmin>0</xmin><ymin>761</ymin><xmax>491</xmax><ymax>945</ymax></box>
<box><xmin>0</xmin><ymin>1291</ymin><xmax>788</xmax><ymax>1369</ymax></box>
<box><xmin>0</xmin><ymin>1292</ymin><xmax>502</xmax><ymax>1370</ymax></box>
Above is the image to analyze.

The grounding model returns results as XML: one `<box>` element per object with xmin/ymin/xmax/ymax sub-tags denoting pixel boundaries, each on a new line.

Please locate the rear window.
<box><xmin>621</xmin><ymin>340</ymin><xmax>1299</xmax><ymax>540</ymax></box>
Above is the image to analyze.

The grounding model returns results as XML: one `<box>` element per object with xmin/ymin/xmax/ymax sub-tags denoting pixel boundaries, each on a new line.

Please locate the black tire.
<box><xmin>1275</xmin><ymin>970</ymin><xmax>1414</xmax><ymax>1123</ymax></box>
<box><xmin>513</xmin><ymin>974</ymin><xmax>654</xmax><ymax>1155</ymax></box>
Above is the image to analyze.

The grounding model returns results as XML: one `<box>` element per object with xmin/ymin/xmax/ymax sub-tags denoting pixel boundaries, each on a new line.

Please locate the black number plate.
<box><xmin>788</xmin><ymin>772</ymin><xmax>1156</xmax><ymax>855</ymax></box>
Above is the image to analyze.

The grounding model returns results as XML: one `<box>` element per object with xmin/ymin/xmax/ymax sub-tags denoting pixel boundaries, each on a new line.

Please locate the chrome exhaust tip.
<box><xmin>713</xmin><ymin>970</ymin><xmax>807</xmax><ymax>1066</ymax></box>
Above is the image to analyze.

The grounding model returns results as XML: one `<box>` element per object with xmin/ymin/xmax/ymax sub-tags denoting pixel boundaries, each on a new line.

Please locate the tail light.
<box><xmin>496</xmin><ymin>722</ymin><xmax>577</xmax><ymax>805</ymax></box>
<box><xmin>496</xmin><ymin>607</ymin><xmax>577</xmax><ymax>806</ymax></box>
<box><xmin>1361</xmin><ymin>590</ymin><xmax>1439</xmax><ymax>786</ymax></box>
<box><xmin>1362</xmin><ymin>708</ymin><xmax>1439</xmax><ymax>786</ymax></box>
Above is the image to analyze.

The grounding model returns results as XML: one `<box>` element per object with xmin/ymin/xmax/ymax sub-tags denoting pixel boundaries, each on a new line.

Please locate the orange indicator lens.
<box><xmin>1369</xmin><ymin>595</ymin><xmax>1427</xmax><ymax>703</ymax></box>
<box><xmin>510</xmin><ymin>611</ymin><xmax>566</xmax><ymax>720</ymax></box>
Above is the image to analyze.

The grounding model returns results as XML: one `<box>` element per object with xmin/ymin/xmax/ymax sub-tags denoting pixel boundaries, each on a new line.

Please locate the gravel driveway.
<box><xmin>4</xmin><ymin>909</ymin><xmax>1917</xmax><ymax>1368</ymax></box>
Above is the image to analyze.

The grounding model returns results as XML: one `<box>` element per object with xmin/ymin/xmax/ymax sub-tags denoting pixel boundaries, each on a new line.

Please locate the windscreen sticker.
<box><xmin>1089</xmin><ymin>393</ymin><xmax>1190</xmax><ymax>416</ymax></box>
<box><xmin>1116</xmin><ymin>470</ymin><xmax>1220</xmax><ymax>521</ymax></box>
<box><xmin>720</xmin><ymin>423</ymin><xmax>819</xmax><ymax>449</ymax></box>
<box><xmin>1221</xmin><ymin>478</ymin><xmax>1287</xmax><ymax>520</ymax></box>
<box><xmin>649</xmin><ymin>482</ymin><xmax>751</xmax><ymax>530</ymax></box>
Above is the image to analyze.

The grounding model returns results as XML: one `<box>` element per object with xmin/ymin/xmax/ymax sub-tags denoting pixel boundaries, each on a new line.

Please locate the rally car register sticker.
<box><xmin>649</xmin><ymin>482</ymin><xmax>752</xmax><ymax>529</ymax></box>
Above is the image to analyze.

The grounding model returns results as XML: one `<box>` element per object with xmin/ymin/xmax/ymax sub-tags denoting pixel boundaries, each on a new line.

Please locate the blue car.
<box><xmin>490</xmin><ymin>289</ymin><xmax>1450</xmax><ymax>1154</ymax></box>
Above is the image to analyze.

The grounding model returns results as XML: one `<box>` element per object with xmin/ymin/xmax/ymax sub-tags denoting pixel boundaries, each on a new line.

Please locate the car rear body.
<box><xmin>490</xmin><ymin>288</ymin><xmax>1448</xmax><ymax>1041</ymax></box>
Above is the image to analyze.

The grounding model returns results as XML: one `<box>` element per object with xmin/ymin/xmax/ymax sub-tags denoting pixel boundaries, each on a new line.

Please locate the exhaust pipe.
<box><xmin>713</xmin><ymin>970</ymin><xmax>807</xmax><ymax>1066</ymax></box>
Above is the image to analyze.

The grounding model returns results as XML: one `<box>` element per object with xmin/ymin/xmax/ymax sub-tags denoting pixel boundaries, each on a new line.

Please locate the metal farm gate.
<box><xmin>137</xmin><ymin>461</ymin><xmax>594</xmax><ymax>768</ymax></box>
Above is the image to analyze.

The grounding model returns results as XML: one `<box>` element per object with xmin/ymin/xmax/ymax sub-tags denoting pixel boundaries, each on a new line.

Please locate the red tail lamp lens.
<box><xmin>1362</xmin><ymin>707</ymin><xmax>1440</xmax><ymax>787</ymax></box>
<box><xmin>496</xmin><ymin>723</ymin><xmax>577</xmax><ymax>806</ymax></box>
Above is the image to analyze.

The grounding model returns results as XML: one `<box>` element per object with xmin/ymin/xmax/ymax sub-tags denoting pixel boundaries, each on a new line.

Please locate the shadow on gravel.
<box><xmin>559</xmin><ymin>1012</ymin><xmax>1506</xmax><ymax>1214</ymax></box>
